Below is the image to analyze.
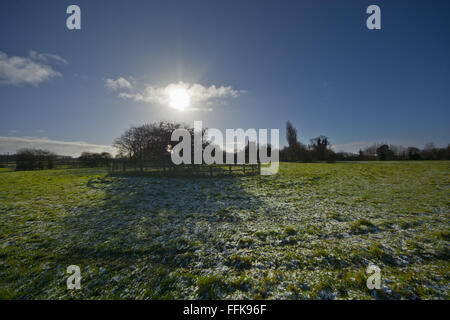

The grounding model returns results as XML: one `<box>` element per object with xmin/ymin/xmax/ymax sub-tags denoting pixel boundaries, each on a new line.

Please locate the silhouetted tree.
<box><xmin>421</xmin><ymin>143</ymin><xmax>437</xmax><ymax>160</ymax></box>
<box><xmin>309</xmin><ymin>135</ymin><xmax>332</xmax><ymax>161</ymax></box>
<box><xmin>16</xmin><ymin>149</ymin><xmax>56</xmax><ymax>171</ymax></box>
<box><xmin>79</xmin><ymin>152</ymin><xmax>112</xmax><ymax>167</ymax></box>
<box><xmin>358</xmin><ymin>149</ymin><xmax>365</xmax><ymax>160</ymax></box>
<box><xmin>285</xmin><ymin>121</ymin><xmax>308</xmax><ymax>161</ymax></box>
<box><xmin>407</xmin><ymin>147</ymin><xmax>421</xmax><ymax>160</ymax></box>
<box><xmin>114</xmin><ymin>121</ymin><xmax>210</xmax><ymax>169</ymax></box>
<box><xmin>376</xmin><ymin>144</ymin><xmax>394</xmax><ymax>161</ymax></box>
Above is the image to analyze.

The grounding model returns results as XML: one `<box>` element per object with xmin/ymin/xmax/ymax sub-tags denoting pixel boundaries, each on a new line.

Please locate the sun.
<box><xmin>168</xmin><ymin>87</ymin><xmax>191</xmax><ymax>111</ymax></box>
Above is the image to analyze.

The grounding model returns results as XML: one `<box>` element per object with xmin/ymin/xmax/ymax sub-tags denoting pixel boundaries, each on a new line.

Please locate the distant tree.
<box><xmin>390</xmin><ymin>144</ymin><xmax>407</xmax><ymax>160</ymax></box>
<box><xmin>285</xmin><ymin>121</ymin><xmax>306</xmax><ymax>161</ymax></box>
<box><xmin>407</xmin><ymin>147</ymin><xmax>421</xmax><ymax>160</ymax></box>
<box><xmin>439</xmin><ymin>144</ymin><xmax>450</xmax><ymax>160</ymax></box>
<box><xmin>376</xmin><ymin>144</ymin><xmax>394</xmax><ymax>161</ymax></box>
<box><xmin>286</xmin><ymin>121</ymin><xmax>298</xmax><ymax>149</ymax></box>
<box><xmin>358</xmin><ymin>149</ymin><xmax>365</xmax><ymax>160</ymax></box>
<box><xmin>309</xmin><ymin>135</ymin><xmax>332</xmax><ymax>161</ymax></box>
<box><xmin>421</xmin><ymin>142</ymin><xmax>437</xmax><ymax>160</ymax></box>
<box><xmin>16</xmin><ymin>149</ymin><xmax>56</xmax><ymax>171</ymax></box>
<box><xmin>78</xmin><ymin>152</ymin><xmax>112</xmax><ymax>167</ymax></box>
<box><xmin>445</xmin><ymin>144</ymin><xmax>450</xmax><ymax>160</ymax></box>
<box><xmin>335</xmin><ymin>152</ymin><xmax>359</xmax><ymax>161</ymax></box>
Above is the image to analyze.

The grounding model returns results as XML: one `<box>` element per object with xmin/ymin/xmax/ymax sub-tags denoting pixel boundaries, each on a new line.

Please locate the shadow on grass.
<box><xmin>52</xmin><ymin>173</ymin><xmax>265</xmax><ymax>297</ymax></box>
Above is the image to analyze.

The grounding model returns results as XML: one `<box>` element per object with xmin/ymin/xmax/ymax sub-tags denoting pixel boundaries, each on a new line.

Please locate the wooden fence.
<box><xmin>108</xmin><ymin>160</ymin><xmax>261</xmax><ymax>177</ymax></box>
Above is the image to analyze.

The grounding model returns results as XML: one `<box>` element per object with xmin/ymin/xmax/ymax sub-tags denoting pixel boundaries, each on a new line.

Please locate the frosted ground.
<box><xmin>0</xmin><ymin>162</ymin><xmax>448</xmax><ymax>299</ymax></box>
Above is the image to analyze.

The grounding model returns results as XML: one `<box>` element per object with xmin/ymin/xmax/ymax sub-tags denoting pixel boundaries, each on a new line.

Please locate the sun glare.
<box><xmin>168</xmin><ymin>87</ymin><xmax>191</xmax><ymax>111</ymax></box>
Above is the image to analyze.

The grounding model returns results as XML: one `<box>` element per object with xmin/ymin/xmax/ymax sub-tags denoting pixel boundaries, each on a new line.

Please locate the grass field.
<box><xmin>0</xmin><ymin>162</ymin><xmax>448</xmax><ymax>299</ymax></box>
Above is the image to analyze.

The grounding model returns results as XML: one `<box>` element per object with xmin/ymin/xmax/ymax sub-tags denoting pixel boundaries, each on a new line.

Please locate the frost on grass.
<box><xmin>0</xmin><ymin>162</ymin><xmax>448</xmax><ymax>299</ymax></box>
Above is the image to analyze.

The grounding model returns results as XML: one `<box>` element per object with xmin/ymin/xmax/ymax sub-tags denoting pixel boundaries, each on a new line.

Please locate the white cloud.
<box><xmin>331</xmin><ymin>141</ymin><xmax>373</xmax><ymax>154</ymax></box>
<box><xmin>0</xmin><ymin>136</ymin><xmax>116</xmax><ymax>157</ymax></box>
<box><xmin>28</xmin><ymin>50</ymin><xmax>68</xmax><ymax>65</ymax></box>
<box><xmin>105</xmin><ymin>77</ymin><xmax>133</xmax><ymax>91</ymax></box>
<box><xmin>0</xmin><ymin>51</ymin><xmax>65</xmax><ymax>86</ymax></box>
<box><xmin>106</xmin><ymin>79</ymin><xmax>244</xmax><ymax>111</ymax></box>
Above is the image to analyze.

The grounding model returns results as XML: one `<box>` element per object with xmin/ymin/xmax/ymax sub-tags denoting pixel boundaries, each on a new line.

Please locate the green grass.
<box><xmin>0</xmin><ymin>162</ymin><xmax>448</xmax><ymax>299</ymax></box>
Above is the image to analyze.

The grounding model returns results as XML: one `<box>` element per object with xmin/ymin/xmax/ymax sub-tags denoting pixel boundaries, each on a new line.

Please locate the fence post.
<box><xmin>243</xmin><ymin>164</ymin><xmax>245</xmax><ymax>174</ymax></box>
<box><xmin>122</xmin><ymin>161</ymin><xmax>126</xmax><ymax>173</ymax></box>
<box><xmin>229</xmin><ymin>164</ymin><xmax>232</xmax><ymax>174</ymax></box>
<box><xmin>210</xmin><ymin>165</ymin><xmax>213</xmax><ymax>177</ymax></box>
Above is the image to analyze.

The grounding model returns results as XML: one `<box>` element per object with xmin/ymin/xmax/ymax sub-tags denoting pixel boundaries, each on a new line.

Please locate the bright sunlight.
<box><xmin>168</xmin><ymin>86</ymin><xmax>190</xmax><ymax>111</ymax></box>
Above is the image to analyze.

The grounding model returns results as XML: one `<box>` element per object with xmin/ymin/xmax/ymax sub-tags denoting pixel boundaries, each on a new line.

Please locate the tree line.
<box><xmin>8</xmin><ymin>149</ymin><xmax>113</xmax><ymax>171</ymax></box>
<box><xmin>281</xmin><ymin>121</ymin><xmax>450</xmax><ymax>162</ymax></box>
<box><xmin>3</xmin><ymin>120</ymin><xmax>449</xmax><ymax>171</ymax></box>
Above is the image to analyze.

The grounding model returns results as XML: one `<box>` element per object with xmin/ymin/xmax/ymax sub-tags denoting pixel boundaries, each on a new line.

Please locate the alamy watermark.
<box><xmin>66</xmin><ymin>5</ymin><xmax>81</xmax><ymax>30</ymax></box>
<box><xmin>170</xmin><ymin>121</ymin><xmax>279</xmax><ymax>175</ymax></box>
<box><xmin>366</xmin><ymin>264</ymin><xmax>381</xmax><ymax>290</ymax></box>
<box><xmin>67</xmin><ymin>265</ymin><xmax>81</xmax><ymax>290</ymax></box>
<box><xmin>66</xmin><ymin>5</ymin><xmax>380</xmax><ymax>31</ymax></box>
<box><xmin>366</xmin><ymin>5</ymin><xmax>381</xmax><ymax>30</ymax></box>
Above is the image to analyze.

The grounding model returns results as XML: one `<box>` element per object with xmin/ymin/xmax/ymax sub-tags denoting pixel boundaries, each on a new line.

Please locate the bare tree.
<box><xmin>113</xmin><ymin>121</ymin><xmax>209</xmax><ymax>169</ymax></box>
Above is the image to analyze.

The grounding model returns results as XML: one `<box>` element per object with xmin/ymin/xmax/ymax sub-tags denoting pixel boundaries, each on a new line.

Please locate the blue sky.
<box><xmin>0</xmin><ymin>0</ymin><xmax>449</xmax><ymax>155</ymax></box>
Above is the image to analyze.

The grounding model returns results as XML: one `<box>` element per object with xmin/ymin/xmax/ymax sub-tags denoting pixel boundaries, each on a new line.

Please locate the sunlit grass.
<box><xmin>0</xmin><ymin>162</ymin><xmax>448</xmax><ymax>299</ymax></box>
